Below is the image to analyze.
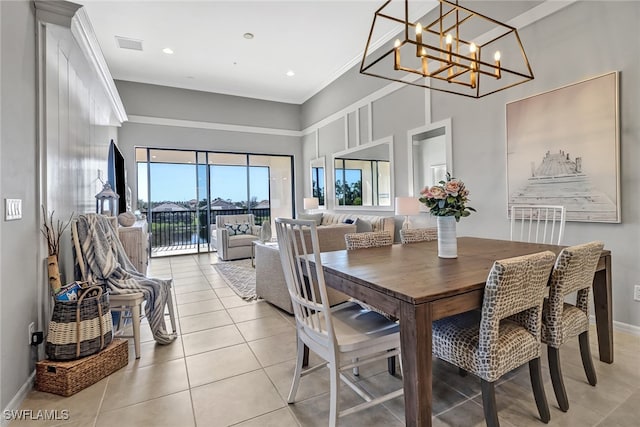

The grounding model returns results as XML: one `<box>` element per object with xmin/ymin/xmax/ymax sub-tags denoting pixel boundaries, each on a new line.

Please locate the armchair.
<box><xmin>215</xmin><ymin>214</ymin><xmax>262</xmax><ymax>260</ymax></box>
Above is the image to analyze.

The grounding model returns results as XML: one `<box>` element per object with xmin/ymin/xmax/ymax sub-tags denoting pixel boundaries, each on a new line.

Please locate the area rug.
<box><xmin>212</xmin><ymin>259</ymin><xmax>258</xmax><ymax>301</ymax></box>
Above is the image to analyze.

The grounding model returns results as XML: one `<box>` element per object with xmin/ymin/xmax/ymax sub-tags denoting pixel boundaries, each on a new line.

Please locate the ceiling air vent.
<box><xmin>115</xmin><ymin>36</ymin><xmax>143</xmax><ymax>51</ymax></box>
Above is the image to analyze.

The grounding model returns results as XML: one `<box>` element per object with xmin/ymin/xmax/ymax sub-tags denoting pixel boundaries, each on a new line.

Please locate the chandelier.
<box><xmin>360</xmin><ymin>0</ymin><xmax>534</xmax><ymax>98</ymax></box>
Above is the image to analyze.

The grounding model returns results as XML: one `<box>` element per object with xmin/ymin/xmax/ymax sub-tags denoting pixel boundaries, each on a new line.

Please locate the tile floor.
<box><xmin>12</xmin><ymin>253</ymin><xmax>640</xmax><ymax>427</ymax></box>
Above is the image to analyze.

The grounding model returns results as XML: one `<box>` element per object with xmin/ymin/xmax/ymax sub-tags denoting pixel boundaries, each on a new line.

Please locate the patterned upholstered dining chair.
<box><xmin>344</xmin><ymin>231</ymin><xmax>393</xmax><ymax>250</ymax></box>
<box><xmin>275</xmin><ymin>218</ymin><xmax>402</xmax><ymax>427</ymax></box>
<box><xmin>432</xmin><ymin>251</ymin><xmax>556</xmax><ymax>427</ymax></box>
<box><xmin>400</xmin><ymin>227</ymin><xmax>438</xmax><ymax>244</ymax></box>
<box><xmin>542</xmin><ymin>241</ymin><xmax>604</xmax><ymax>412</ymax></box>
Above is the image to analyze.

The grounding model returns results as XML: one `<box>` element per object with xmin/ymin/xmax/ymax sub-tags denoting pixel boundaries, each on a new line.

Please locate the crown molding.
<box><xmin>71</xmin><ymin>7</ymin><xmax>128</xmax><ymax>123</ymax></box>
<box><xmin>34</xmin><ymin>0</ymin><xmax>81</xmax><ymax>27</ymax></box>
<box><xmin>127</xmin><ymin>115</ymin><xmax>301</xmax><ymax>137</ymax></box>
<box><xmin>34</xmin><ymin>0</ymin><xmax>127</xmax><ymax>124</ymax></box>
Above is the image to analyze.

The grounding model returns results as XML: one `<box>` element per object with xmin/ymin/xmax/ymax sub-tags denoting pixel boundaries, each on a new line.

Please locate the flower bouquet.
<box><xmin>418</xmin><ymin>173</ymin><xmax>475</xmax><ymax>258</ymax></box>
<box><xmin>418</xmin><ymin>173</ymin><xmax>475</xmax><ymax>221</ymax></box>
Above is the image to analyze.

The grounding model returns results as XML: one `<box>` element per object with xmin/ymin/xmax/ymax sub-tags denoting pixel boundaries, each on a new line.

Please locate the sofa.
<box><xmin>255</xmin><ymin>212</ymin><xmax>395</xmax><ymax>313</ymax></box>
<box><xmin>215</xmin><ymin>214</ymin><xmax>262</xmax><ymax>261</ymax></box>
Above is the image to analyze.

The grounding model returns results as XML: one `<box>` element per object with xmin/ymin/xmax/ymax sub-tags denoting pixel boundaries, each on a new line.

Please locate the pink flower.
<box><xmin>419</xmin><ymin>186</ymin><xmax>430</xmax><ymax>196</ymax></box>
<box><xmin>427</xmin><ymin>186</ymin><xmax>447</xmax><ymax>199</ymax></box>
<box><xmin>460</xmin><ymin>188</ymin><xmax>470</xmax><ymax>197</ymax></box>
<box><xmin>444</xmin><ymin>179</ymin><xmax>463</xmax><ymax>196</ymax></box>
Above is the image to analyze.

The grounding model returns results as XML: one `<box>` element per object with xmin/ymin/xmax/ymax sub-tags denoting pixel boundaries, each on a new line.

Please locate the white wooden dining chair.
<box><xmin>71</xmin><ymin>217</ymin><xmax>177</xmax><ymax>357</ymax></box>
<box><xmin>275</xmin><ymin>218</ymin><xmax>402</xmax><ymax>427</ymax></box>
<box><xmin>510</xmin><ymin>205</ymin><xmax>566</xmax><ymax>245</ymax></box>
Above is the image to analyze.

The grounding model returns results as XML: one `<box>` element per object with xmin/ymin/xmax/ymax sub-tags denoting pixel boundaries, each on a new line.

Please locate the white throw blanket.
<box><xmin>75</xmin><ymin>214</ymin><xmax>176</xmax><ymax>345</ymax></box>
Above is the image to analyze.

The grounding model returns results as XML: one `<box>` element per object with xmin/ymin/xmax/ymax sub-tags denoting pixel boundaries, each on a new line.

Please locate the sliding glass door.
<box><xmin>136</xmin><ymin>148</ymin><xmax>293</xmax><ymax>257</ymax></box>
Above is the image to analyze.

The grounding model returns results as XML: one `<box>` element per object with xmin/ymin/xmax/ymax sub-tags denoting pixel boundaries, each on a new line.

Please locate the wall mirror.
<box><xmin>310</xmin><ymin>157</ymin><xmax>326</xmax><ymax>208</ymax></box>
<box><xmin>333</xmin><ymin>138</ymin><xmax>393</xmax><ymax>209</ymax></box>
<box><xmin>408</xmin><ymin>118</ymin><xmax>452</xmax><ymax>197</ymax></box>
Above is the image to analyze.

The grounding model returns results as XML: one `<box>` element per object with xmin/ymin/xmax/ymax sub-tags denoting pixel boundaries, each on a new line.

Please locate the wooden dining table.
<box><xmin>310</xmin><ymin>237</ymin><xmax>613</xmax><ymax>427</ymax></box>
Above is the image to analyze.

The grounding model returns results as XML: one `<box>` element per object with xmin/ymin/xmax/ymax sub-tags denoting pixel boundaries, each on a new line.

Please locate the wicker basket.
<box><xmin>36</xmin><ymin>339</ymin><xmax>128</xmax><ymax>396</ymax></box>
<box><xmin>46</xmin><ymin>285</ymin><xmax>113</xmax><ymax>360</ymax></box>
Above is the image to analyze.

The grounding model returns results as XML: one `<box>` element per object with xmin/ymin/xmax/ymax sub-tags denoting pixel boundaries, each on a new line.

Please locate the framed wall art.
<box><xmin>506</xmin><ymin>71</ymin><xmax>620</xmax><ymax>223</ymax></box>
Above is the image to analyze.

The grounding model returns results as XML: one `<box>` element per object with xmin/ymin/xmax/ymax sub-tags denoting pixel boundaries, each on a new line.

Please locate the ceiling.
<box><xmin>78</xmin><ymin>0</ymin><xmax>433</xmax><ymax>104</ymax></box>
<box><xmin>78</xmin><ymin>1</ymin><xmax>545</xmax><ymax>105</ymax></box>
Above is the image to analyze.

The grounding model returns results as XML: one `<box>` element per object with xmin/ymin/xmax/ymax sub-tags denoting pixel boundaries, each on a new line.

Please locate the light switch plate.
<box><xmin>5</xmin><ymin>198</ymin><xmax>22</xmax><ymax>220</ymax></box>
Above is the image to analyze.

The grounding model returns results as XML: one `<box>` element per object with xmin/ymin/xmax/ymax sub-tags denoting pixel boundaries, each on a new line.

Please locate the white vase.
<box><xmin>436</xmin><ymin>216</ymin><xmax>458</xmax><ymax>258</ymax></box>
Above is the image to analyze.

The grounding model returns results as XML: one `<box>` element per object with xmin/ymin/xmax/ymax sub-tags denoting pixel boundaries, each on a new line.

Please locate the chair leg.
<box><xmin>579</xmin><ymin>331</ymin><xmax>597</xmax><ymax>386</ymax></box>
<box><xmin>131</xmin><ymin>304</ymin><xmax>142</xmax><ymax>359</ymax></box>
<box><xmin>329</xmin><ymin>358</ymin><xmax>340</xmax><ymax>427</ymax></box>
<box><xmin>547</xmin><ymin>346</ymin><xmax>569</xmax><ymax>412</ymax></box>
<box><xmin>302</xmin><ymin>344</ymin><xmax>309</xmax><ymax>368</ymax></box>
<box><xmin>166</xmin><ymin>284</ymin><xmax>177</xmax><ymax>333</ymax></box>
<box><xmin>387</xmin><ymin>356</ymin><xmax>396</xmax><ymax>376</ymax></box>
<box><xmin>287</xmin><ymin>339</ymin><xmax>305</xmax><ymax>403</ymax></box>
<box><xmin>480</xmin><ymin>380</ymin><xmax>500</xmax><ymax>427</ymax></box>
<box><xmin>352</xmin><ymin>358</ymin><xmax>359</xmax><ymax>376</ymax></box>
<box><xmin>529</xmin><ymin>358</ymin><xmax>550</xmax><ymax>423</ymax></box>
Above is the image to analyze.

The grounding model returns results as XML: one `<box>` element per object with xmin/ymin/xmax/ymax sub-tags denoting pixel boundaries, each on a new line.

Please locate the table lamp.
<box><xmin>395</xmin><ymin>197</ymin><xmax>420</xmax><ymax>229</ymax></box>
<box><xmin>303</xmin><ymin>197</ymin><xmax>319</xmax><ymax>212</ymax></box>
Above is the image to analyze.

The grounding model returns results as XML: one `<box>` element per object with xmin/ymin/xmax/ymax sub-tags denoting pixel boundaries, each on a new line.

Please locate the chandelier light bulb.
<box><xmin>394</xmin><ymin>39</ymin><xmax>402</xmax><ymax>70</ymax></box>
<box><xmin>445</xmin><ymin>33</ymin><xmax>453</xmax><ymax>45</ymax></box>
<box><xmin>469</xmin><ymin>43</ymin><xmax>477</xmax><ymax>53</ymax></box>
<box><xmin>494</xmin><ymin>51</ymin><xmax>501</xmax><ymax>61</ymax></box>
<box><xmin>415</xmin><ymin>23</ymin><xmax>423</xmax><ymax>35</ymax></box>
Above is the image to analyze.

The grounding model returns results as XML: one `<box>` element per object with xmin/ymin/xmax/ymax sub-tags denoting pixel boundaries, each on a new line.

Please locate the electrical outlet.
<box><xmin>28</xmin><ymin>322</ymin><xmax>35</xmax><ymax>345</ymax></box>
<box><xmin>634</xmin><ymin>285</ymin><xmax>640</xmax><ymax>302</ymax></box>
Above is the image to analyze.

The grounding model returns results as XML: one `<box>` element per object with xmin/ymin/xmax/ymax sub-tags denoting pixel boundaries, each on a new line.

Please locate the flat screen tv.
<box><xmin>107</xmin><ymin>140</ymin><xmax>127</xmax><ymax>215</ymax></box>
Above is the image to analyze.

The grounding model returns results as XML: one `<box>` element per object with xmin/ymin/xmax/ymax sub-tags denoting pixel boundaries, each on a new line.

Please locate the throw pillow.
<box><xmin>355</xmin><ymin>218</ymin><xmax>373</xmax><ymax>233</ymax></box>
<box><xmin>224</xmin><ymin>223</ymin><xmax>252</xmax><ymax>236</ymax></box>
<box><xmin>298</xmin><ymin>213</ymin><xmax>323</xmax><ymax>226</ymax></box>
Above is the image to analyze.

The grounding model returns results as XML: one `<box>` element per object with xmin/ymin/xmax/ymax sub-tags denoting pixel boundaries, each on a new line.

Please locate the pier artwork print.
<box><xmin>506</xmin><ymin>72</ymin><xmax>620</xmax><ymax>223</ymax></box>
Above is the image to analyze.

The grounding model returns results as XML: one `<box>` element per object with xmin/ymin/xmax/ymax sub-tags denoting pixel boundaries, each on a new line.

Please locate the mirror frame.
<box><xmin>407</xmin><ymin>118</ymin><xmax>453</xmax><ymax>197</ymax></box>
<box><xmin>331</xmin><ymin>137</ymin><xmax>394</xmax><ymax>211</ymax></box>
<box><xmin>309</xmin><ymin>156</ymin><xmax>326</xmax><ymax>209</ymax></box>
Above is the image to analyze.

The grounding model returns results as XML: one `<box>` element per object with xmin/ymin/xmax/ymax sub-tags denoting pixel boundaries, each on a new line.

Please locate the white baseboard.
<box><xmin>1</xmin><ymin>371</ymin><xmax>35</xmax><ymax>427</ymax></box>
<box><xmin>589</xmin><ymin>315</ymin><xmax>640</xmax><ymax>336</ymax></box>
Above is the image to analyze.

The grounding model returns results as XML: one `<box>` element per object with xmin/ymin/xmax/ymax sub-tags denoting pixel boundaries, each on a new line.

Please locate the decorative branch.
<box><xmin>40</xmin><ymin>205</ymin><xmax>73</xmax><ymax>258</ymax></box>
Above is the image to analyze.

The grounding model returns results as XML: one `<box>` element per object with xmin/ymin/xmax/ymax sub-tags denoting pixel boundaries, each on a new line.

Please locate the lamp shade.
<box><xmin>395</xmin><ymin>197</ymin><xmax>420</xmax><ymax>216</ymax></box>
<box><xmin>303</xmin><ymin>197</ymin><xmax>319</xmax><ymax>210</ymax></box>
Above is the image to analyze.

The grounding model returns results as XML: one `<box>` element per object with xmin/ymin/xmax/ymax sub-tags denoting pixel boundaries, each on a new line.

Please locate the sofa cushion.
<box><xmin>298</xmin><ymin>212</ymin><xmax>323</xmax><ymax>225</ymax></box>
<box><xmin>225</xmin><ymin>223</ymin><xmax>252</xmax><ymax>236</ymax></box>
<box><xmin>227</xmin><ymin>234</ymin><xmax>257</xmax><ymax>248</ymax></box>
<box><xmin>355</xmin><ymin>218</ymin><xmax>373</xmax><ymax>233</ymax></box>
<box><xmin>321</xmin><ymin>213</ymin><xmax>395</xmax><ymax>236</ymax></box>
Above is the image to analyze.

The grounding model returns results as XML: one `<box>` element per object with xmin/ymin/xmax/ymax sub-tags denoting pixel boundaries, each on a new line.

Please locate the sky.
<box><xmin>137</xmin><ymin>163</ymin><xmax>269</xmax><ymax>203</ymax></box>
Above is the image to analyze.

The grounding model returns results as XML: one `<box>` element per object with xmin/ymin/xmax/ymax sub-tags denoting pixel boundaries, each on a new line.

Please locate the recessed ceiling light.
<box><xmin>286</xmin><ymin>70</ymin><xmax>295</xmax><ymax>77</ymax></box>
<box><xmin>162</xmin><ymin>47</ymin><xmax>174</xmax><ymax>55</ymax></box>
<box><xmin>243</xmin><ymin>32</ymin><xmax>254</xmax><ymax>39</ymax></box>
